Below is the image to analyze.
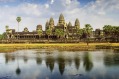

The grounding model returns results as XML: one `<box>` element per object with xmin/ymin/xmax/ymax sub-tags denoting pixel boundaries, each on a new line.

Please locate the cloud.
<box><xmin>0</xmin><ymin>0</ymin><xmax>119</xmax><ymax>34</ymax></box>
<box><xmin>98</xmin><ymin>11</ymin><xmax>106</xmax><ymax>15</ymax></box>
<box><xmin>50</xmin><ymin>0</ymin><xmax>54</xmax><ymax>4</ymax></box>
<box><xmin>65</xmin><ymin>0</ymin><xmax>72</xmax><ymax>5</ymax></box>
<box><xmin>45</xmin><ymin>4</ymin><xmax>49</xmax><ymax>9</ymax></box>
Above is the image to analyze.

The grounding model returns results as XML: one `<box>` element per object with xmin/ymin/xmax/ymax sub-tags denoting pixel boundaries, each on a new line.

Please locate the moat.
<box><xmin>0</xmin><ymin>49</ymin><xmax>119</xmax><ymax>79</ymax></box>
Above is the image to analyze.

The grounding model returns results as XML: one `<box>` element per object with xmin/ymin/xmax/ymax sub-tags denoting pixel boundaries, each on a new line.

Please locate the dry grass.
<box><xmin>0</xmin><ymin>43</ymin><xmax>119</xmax><ymax>52</ymax></box>
<box><xmin>0</xmin><ymin>43</ymin><xmax>119</xmax><ymax>47</ymax></box>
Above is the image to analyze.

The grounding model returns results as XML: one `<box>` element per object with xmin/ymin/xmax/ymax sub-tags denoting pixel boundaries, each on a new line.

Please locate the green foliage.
<box><xmin>16</xmin><ymin>17</ymin><xmax>21</xmax><ymax>23</ymax></box>
<box><xmin>83</xmin><ymin>24</ymin><xmax>93</xmax><ymax>45</ymax></box>
<box><xmin>0</xmin><ymin>34</ymin><xmax>3</xmax><ymax>39</ymax></box>
<box><xmin>84</xmin><ymin>24</ymin><xmax>93</xmax><ymax>37</ymax></box>
<box><xmin>55</xmin><ymin>28</ymin><xmax>64</xmax><ymax>38</ymax></box>
<box><xmin>77</xmin><ymin>29</ymin><xmax>83</xmax><ymax>36</ymax></box>
<box><xmin>103</xmin><ymin>25</ymin><xmax>119</xmax><ymax>36</ymax></box>
<box><xmin>103</xmin><ymin>25</ymin><xmax>119</xmax><ymax>42</ymax></box>
<box><xmin>37</xmin><ymin>29</ymin><xmax>42</xmax><ymax>36</ymax></box>
<box><xmin>0</xmin><ymin>33</ymin><xmax>6</xmax><ymax>39</ymax></box>
<box><xmin>46</xmin><ymin>29</ymin><xmax>52</xmax><ymax>36</ymax></box>
<box><xmin>23</xmin><ymin>27</ymin><xmax>29</xmax><ymax>32</ymax></box>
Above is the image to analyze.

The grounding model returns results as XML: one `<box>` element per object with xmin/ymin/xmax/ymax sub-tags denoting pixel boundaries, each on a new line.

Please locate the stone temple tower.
<box><xmin>58</xmin><ymin>13</ymin><xmax>65</xmax><ymax>26</ymax></box>
<box><xmin>45</xmin><ymin>20</ymin><xmax>49</xmax><ymax>30</ymax></box>
<box><xmin>74</xmin><ymin>18</ymin><xmax>80</xmax><ymax>29</ymax></box>
<box><xmin>49</xmin><ymin>17</ymin><xmax>54</xmax><ymax>29</ymax></box>
<box><xmin>68</xmin><ymin>22</ymin><xmax>72</xmax><ymax>27</ymax></box>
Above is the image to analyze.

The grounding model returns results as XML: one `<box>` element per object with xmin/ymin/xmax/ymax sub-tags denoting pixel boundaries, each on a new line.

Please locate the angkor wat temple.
<box><xmin>4</xmin><ymin>14</ymin><xmax>103</xmax><ymax>43</ymax></box>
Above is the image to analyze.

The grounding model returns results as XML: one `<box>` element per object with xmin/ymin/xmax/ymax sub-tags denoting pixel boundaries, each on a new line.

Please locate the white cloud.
<box><xmin>98</xmin><ymin>11</ymin><xmax>106</xmax><ymax>15</ymax></box>
<box><xmin>0</xmin><ymin>0</ymin><xmax>119</xmax><ymax>34</ymax></box>
<box><xmin>45</xmin><ymin>4</ymin><xmax>49</xmax><ymax>9</ymax></box>
<box><xmin>65</xmin><ymin>0</ymin><xmax>72</xmax><ymax>5</ymax></box>
<box><xmin>50</xmin><ymin>0</ymin><xmax>54</xmax><ymax>4</ymax></box>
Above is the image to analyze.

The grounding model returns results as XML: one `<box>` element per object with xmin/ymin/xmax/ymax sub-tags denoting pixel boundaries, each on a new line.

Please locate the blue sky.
<box><xmin>0</xmin><ymin>0</ymin><xmax>94</xmax><ymax>5</ymax></box>
<box><xmin>0</xmin><ymin>0</ymin><xmax>119</xmax><ymax>33</ymax></box>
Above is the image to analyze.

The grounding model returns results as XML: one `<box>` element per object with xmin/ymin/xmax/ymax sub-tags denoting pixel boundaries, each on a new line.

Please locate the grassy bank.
<box><xmin>0</xmin><ymin>43</ymin><xmax>119</xmax><ymax>52</ymax></box>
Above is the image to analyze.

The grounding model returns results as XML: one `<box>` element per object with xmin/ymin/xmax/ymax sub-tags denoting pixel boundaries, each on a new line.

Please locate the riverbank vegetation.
<box><xmin>0</xmin><ymin>43</ymin><xmax>119</xmax><ymax>52</ymax></box>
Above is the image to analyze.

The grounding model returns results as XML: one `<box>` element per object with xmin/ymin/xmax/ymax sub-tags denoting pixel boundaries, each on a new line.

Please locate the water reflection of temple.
<box><xmin>5</xmin><ymin>53</ymin><xmax>15</xmax><ymax>64</ymax></box>
<box><xmin>4</xmin><ymin>51</ymin><xmax>95</xmax><ymax>75</ymax></box>
<box><xmin>45</xmin><ymin>56</ymin><xmax>55</xmax><ymax>72</ymax></box>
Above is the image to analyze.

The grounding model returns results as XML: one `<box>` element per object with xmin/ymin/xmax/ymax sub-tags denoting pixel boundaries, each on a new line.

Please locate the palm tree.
<box><xmin>46</xmin><ymin>28</ymin><xmax>52</xmax><ymax>41</ymax></box>
<box><xmin>16</xmin><ymin>51</ymin><xmax>21</xmax><ymax>75</ymax></box>
<box><xmin>16</xmin><ymin>17</ymin><xmax>21</xmax><ymax>39</ymax></box>
<box><xmin>83</xmin><ymin>24</ymin><xmax>93</xmax><ymax>45</ymax></box>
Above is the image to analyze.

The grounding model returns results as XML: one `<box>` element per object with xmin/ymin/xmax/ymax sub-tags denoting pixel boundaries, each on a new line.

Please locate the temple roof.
<box><xmin>59</xmin><ymin>13</ymin><xmax>64</xmax><ymax>21</ymax></box>
<box><xmin>49</xmin><ymin>17</ymin><xmax>54</xmax><ymax>25</ymax></box>
<box><xmin>68</xmin><ymin>22</ymin><xmax>72</xmax><ymax>27</ymax></box>
<box><xmin>75</xmin><ymin>18</ymin><xmax>80</xmax><ymax>28</ymax></box>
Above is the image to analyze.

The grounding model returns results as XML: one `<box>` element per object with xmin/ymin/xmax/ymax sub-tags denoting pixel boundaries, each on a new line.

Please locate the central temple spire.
<box><xmin>58</xmin><ymin>13</ymin><xmax>65</xmax><ymax>26</ymax></box>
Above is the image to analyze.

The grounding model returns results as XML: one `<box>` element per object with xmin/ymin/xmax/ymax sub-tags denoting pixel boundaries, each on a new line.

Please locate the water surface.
<box><xmin>0</xmin><ymin>49</ymin><xmax>119</xmax><ymax>79</ymax></box>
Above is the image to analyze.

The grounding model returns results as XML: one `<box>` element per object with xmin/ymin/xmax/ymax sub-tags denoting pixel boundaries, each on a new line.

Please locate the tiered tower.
<box><xmin>68</xmin><ymin>22</ymin><xmax>72</xmax><ymax>27</ymax></box>
<box><xmin>57</xmin><ymin>13</ymin><xmax>65</xmax><ymax>26</ymax></box>
<box><xmin>45</xmin><ymin>20</ymin><xmax>49</xmax><ymax>30</ymax></box>
<box><xmin>74</xmin><ymin>18</ymin><xmax>80</xmax><ymax>29</ymax></box>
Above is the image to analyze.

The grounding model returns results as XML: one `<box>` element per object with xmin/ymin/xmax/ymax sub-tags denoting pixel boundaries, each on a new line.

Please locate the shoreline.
<box><xmin>0</xmin><ymin>43</ymin><xmax>119</xmax><ymax>52</ymax></box>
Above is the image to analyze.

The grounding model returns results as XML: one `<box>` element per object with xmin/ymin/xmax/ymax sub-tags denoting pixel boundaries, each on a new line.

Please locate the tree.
<box><xmin>55</xmin><ymin>28</ymin><xmax>64</xmax><ymax>40</ymax></box>
<box><xmin>37</xmin><ymin>29</ymin><xmax>42</xmax><ymax>39</ymax></box>
<box><xmin>103</xmin><ymin>25</ymin><xmax>112</xmax><ymax>38</ymax></box>
<box><xmin>0</xmin><ymin>33</ymin><xmax>6</xmax><ymax>40</ymax></box>
<box><xmin>46</xmin><ymin>29</ymin><xmax>52</xmax><ymax>41</ymax></box>
<box><xmin>16</xmin><ymin>17</ymin><xmax>21</xmax><ymax>39</ymax></box>
<box><xmin>103</xmin><ymin>25</ymin><xmax>119</xmax><ymax>42</ymax></box>
<box><xmin>23</xmin><ymin>27</ymin><xmax>29</xmax><ymax>32</ymax></box>
<box><xmin>77</xmin><ymin>29</ymin><xmax>84</xmax><ymax>40</ymax></box>
<box><xmin>16</xmin><ymin>67</ymin><xmax>21</xmax><ymax>75</ymax></box>
<box><xmin>83</xmin><ymin>24</ymin><xmax>93</xmax><ymax>45</ymax></box>
<box><xmin>5</xmin><ymin>25</ymin><xmax>12</xmax><ymax>39</ymax></box>
<box><xmin>0</xmin><ymin>34</ymin><xmax>3</xmax><ymax>40</ymax></box>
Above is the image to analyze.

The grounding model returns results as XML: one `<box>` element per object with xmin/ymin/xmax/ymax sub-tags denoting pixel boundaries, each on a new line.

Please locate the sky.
<box><xmin>0</xmin><ymin>0</ymin><xmax>119</xmax><ymax>33</ymax></box>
